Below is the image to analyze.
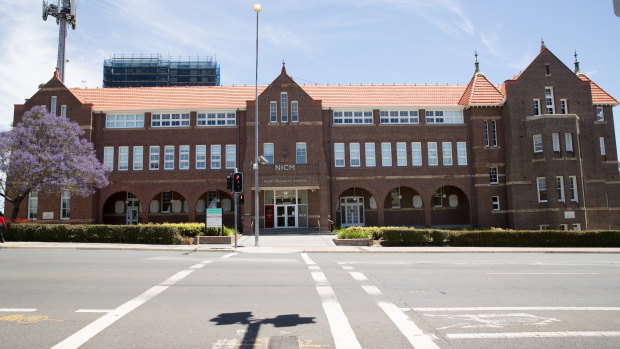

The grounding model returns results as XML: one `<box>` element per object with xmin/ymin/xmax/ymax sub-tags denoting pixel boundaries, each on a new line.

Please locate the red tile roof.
<box><xmin>70</xmin><ymin>84</ymin><xmax>469</xmax><ymax>111</ymax></box>
<box><xmin>577</xmin><ymin>74</ymin><xmax>619</xmax><ymax>105</ymax></box>
<box><xmin>458</xmin><ymin>73</ymin><xmax>505</xmax><ymax>106</ymax></box>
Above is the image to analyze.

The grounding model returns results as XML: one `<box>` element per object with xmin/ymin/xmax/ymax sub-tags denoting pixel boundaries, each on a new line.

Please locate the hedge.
<box><xmin>5</xmin><ymin>223</ymin><xmax>184</xmax><ymax>245</ymax></box>
<box><xmin>338</xmin><ymin>226</ymin><xmax>620</xmax><ymax>247</ymax></box>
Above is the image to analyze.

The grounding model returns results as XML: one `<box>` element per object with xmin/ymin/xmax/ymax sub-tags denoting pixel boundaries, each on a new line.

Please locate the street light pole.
<box><xmin>253</xmin><ymin>4</ymin><xmax>261</xmax><ymax>247</ymax></box>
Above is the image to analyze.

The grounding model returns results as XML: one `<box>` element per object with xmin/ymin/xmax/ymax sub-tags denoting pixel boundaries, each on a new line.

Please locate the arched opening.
<box><xmin>337</xmin><ymin>187</ymin><xmax>374</xmax><ymax>227</ymax></box>
<box><xmin>102</xmin><ymin>191</ymin><xmax>141</xmax><ymax>225</ymax></box>
<box><xmin>383</xmin><ymin>186</ymin><xmax>425</xmax><ymax>227</ymax></box>
<box><xmin>430</xmin><ymin>185</ymin><xmax>470</xmax><ymax>227</ymax></box>
<box><xmin>195</xmin><ymin>190</ymin><xmax>234</xmax><ymax>226</ymax></box>
<box><xmin>148</xmin><ymin>191</ymin><xmax>188</xmax><ymax>224</ymax></box>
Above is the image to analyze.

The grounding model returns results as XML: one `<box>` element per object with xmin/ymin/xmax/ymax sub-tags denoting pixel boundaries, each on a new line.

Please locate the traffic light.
<box><xmin>226</xmin><ymin>175</ymin><xmax>233</xmax><ymax>192</ymax></box>
<box><xmin>238</xmin><ymin>194</ymin><xmax>244</xmax><ymax>205</ymax></box>
<box><xmin>233</xmin><ymin>172</ymin><xmax>243</xmax><ymax>193</ymax></box>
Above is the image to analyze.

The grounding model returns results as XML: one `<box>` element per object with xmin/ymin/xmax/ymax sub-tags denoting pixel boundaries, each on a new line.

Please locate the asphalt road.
<box><xmin>1</xmin><ymin>250</ymin><xmax>619</xmax><ymax>348</ymax></box>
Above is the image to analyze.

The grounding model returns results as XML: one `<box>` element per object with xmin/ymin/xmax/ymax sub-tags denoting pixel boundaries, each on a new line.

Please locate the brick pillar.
<box><xmin>424</xmin><ymin>205</ymin><xmax>432</xmax><ymax>227</ymax></box>
<box><xmin>377</xmin><ymin>199</ymin><xmax>384</xmax><ymax>226</ymax></box>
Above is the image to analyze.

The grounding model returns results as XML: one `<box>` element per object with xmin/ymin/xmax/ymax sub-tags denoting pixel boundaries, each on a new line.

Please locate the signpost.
<box><xmin>206</xmin><ymin>208</ymin><xmax>223</xmax><ymax>233</ymax></box>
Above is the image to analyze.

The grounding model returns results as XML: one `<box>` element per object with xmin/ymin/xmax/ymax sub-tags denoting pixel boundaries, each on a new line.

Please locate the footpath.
<box><xmin>2</xmin><ymin>234</ymin><xmax>620</xmax><ymax>254</ymax></box>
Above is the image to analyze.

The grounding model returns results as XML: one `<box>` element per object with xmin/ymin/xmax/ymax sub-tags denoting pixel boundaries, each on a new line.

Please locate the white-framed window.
<box><xmin>483</xmin><ymin>120</ymin><xmax>489</xmax><ymax>147</ymax></box>
<box><xmin>569</xmin><ymin>176</ymin><xmax>578</xmax><ymax>202</ymax></box>
<box><xmin>60</xmin><ymin>191</ymin><xmax>71</xmax><ymax>220</ymax></box>
<box><xmin>491</xmin><ymin>121</ymin><xmax>498</xmax><ymax>147</ymax></box>
<box><xmin>211</xmin><ymin>145</ymin><xmax>221</xmax><ymax>169</ymax></box>
<box><xmin>149</xmin><ymin>146</ymin><xmax>160</xmax><ymax>170</ymax></box>
<box><xmin>600</xmin><ymin>137</ymin><xmax>606</xmax><ymax>156</ymax></box>
<box><xmin>565</xmin><ymin>133</ymin><xmax>573</xmax><ymax>152</ymax></box>
<box><xmin>396</xmin><ymin>142</ymin><xmax>407</xmax><ymax>166</ymax></box>
<box><xmin>572</xmin><ymin>223</ymin><xmax>581</xmax><ymax>231</ymax></box>
<box><xmin>533</xmin><ymin>134</ymin><xmax>543</xmax><ymax>153</ymax></box>
<box><xmin>552</xmin><ymin>133</ymin><xmax>560</xmax><ymax>152</ymax></box>
<box><xmin>560</xmin><ymin>99</ymin><xmax>568</xmax><ymax>114</ymax></box>
<box><xmin>556</xmin><ymin>176</ymin><xmax>565</xmax><ymax>203</ymax></box>
<box><xmin>381</xmin><ymin>142</ymin><xmax>392</xmax><ymax>167</ymax></box>
<box><xmin>492</xmin><ymin>196</ymin><xmax>500</xmax><ymax>211</ymax></box>
<box><xmin>281</xmin><ymin>92</ymin><xmax>288</xmax><ymax>123</ymax></box>
<box><xmin>365</xmin><ymin>142</ymin><xmax>375</xmax><ymax>167</ymax></box>
<box><xmin>151</xmin><ymin>113</ymin><xmax>190</xmax><ymax>127</ymax></box>
<box><xmin>442</xmin><ymin>142</ymin><xmax>452</xmax><ymax>166</ymax></box>
<box><xmin>264</xmin><ymin>143</ymin><xmax>274</xmax><ymax>164</ymax></box>
<box><xmin>104</xmin><ymin>147</ymin><xmax>114</xmax><ymax>171</ymax></box>
<box><xmin>456</xmin><ymin>142</ymin><xmax>467</xmax><ymax>166</ymax></box>
<box><xmin>427</xmin><ymin>142</ymin><xmax>438</xmax><ymax>166</ymax></box>
<box><xmin>489</xmin><ymin>167</ymin><xmax>498</xmax><ymax>184</ymax></box>
<box><xmin>560</xmin><ymin>224</ymin><xmax>568</xmax><ymax>231</ymax></box>
<box><xmin>51</xmin><ymin>96</ymin><xmax>57</xmax><ymax>115</ymax></box>
<box><xmin>533</xmin><ymin>99</ymin><xmax>541</xmax><ymax>116</ymax></box>
<box><xmin>291</xmin><ymin>101</ymin><xmax>299</xmax><ymax>123</ymax></box>
<box><xmin>380</xmin><ymin>110</ymin><xmax>419</xmax><ymax>124</ymax></box>
<box><xmin>538</xmin><ymin>225</ymin><xmax>551</xmax><ymax>230</ymax></box>
<box><xmin>161</xmin><ymin>191</ymin><xmax>171</xmax><ymax>213</ymax></box>
<box><xmin>28</xmin><ymin>192</ymin><xmax>38</xmax><ymax>220</ymax></box>
<box><xmin>270</xmin><ymin>101</ymin><xmax>277</xmax><ymax>122</ymax></box>
<box><xmin>333</xmin><ymin>111</ymin><xmax>373</xmax><ymax>124</ymax></box>
<box><xmin>350</xmin><ymin>143</ymin><xmax>360</xmax><ymax>167</ymax></box>
<box><xmin>106</xmin><ymin>114</ymin><xmax>145</xmax><ymax>128</ymax></box>
<box><xmin>196</xmin><ymin>145</ymin><xmax>206</xmax><ymax>169</ymax></box>
<box><xmin>133</xmin><ymin>146</ymin><xmax>143</xmax><ymax>171</ymax></box>
<box><xmin>545</xmin><ymin>87</ymin><xmax>555</xmax><ymax>114</ymax></box>
<box><xmin>425</xmin><ymin>110</ymin><xmax>463</xmax><ymax>124</ymax></box>
<box><xmin>197</xmin><ymin>112</ymin><xmax>236</xmax><ymax>126</ymax></box>
<box><xmin>411</xmin><ymin>142</ymin><xmax>422</xmax><ymax>166</ymax></box>
<box><xmin>179</xmin><ymin>145</ymin><xmax>190</xmax><ymax>170</ymax></box>
<box><xmin>537</xmin><ymin>177</ymin><xmax>548</xmax><ymax>203</ymax></box>
<box><xmin>164</xmin><ymin>146</ymin><xmax>175</xmax><ymax>170</ymax></box>
<box><xmin>296</xmin><ymin>143</ymin><xmax>307</xmax><ymax>164</ymax></box>
<box><xmin>334</xmin><ymin>143</ymin><xmax>345</xmax><ymax>167</ymax></box>
<box><xmin>390</xmin><ymin>188</ymin><xmax>401</xmax><ymax>209</ymax></box>
<box><xmin>118</xmin><ymin>146</ymin><xmax>129</xmax><ymax>171</ymax></box>
<box><xmin>225</xmin><ymin>144</ymin><xmax>236</xmax><ymax>169</ymax></box>
<box><xmin>60</xmin><ymin>105</ymin><xmax>67</xmax><ymax>117</ymax></box>
<box><xmin>596</xmin><ymin>107</ymin><xmax>604</xmax><ymax>122</ymax></box>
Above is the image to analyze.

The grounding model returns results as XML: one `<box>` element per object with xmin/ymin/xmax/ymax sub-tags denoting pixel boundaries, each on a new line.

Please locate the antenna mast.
<box><xmin>42</xmin><ymin>0</ymin><xmax>77</xmax><ymax>82</ymax></box>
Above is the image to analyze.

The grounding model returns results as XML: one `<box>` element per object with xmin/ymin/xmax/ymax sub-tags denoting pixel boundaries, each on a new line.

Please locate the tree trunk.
<box><xmin>10</xmin><ymin>197</ymin><xmax>23</xmax><ymax>220</ymax></box>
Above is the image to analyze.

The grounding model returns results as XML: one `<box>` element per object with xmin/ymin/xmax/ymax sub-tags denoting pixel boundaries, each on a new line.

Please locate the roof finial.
<box><xmin>540</xmin><ymin>38</ymin><xmax>546</xmax><ymax>52</ymax></box>
<box><xmin>54</xmin><ymin>66</ymin><xmax>60</xmax><ymax>79</ymax></box>
<box><xmin>574</xmin><ymin>50</ymin><xmax>582</xmax><ymax>74</ymax></box>
<box><xmin>474</xmin><ymin>50</ymin><xmax>480</xmax><ymax>73</ymax></box>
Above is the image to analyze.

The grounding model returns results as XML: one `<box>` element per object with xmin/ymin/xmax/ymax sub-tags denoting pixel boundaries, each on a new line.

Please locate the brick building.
<box><xmin>11</xmin><ymin>44</ymin><xmax>620</xmax><ymax>231</ymax></box>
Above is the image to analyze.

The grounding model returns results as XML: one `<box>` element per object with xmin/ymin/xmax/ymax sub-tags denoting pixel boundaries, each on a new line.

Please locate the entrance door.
<box><xmin>126</xmin><ymin>207</ymin><xmax>138</xmax><ymax>225</ymax></box>
<box><xmin>341</xmin><ymin>197</ymin><xmax>364</xmax><ymax>226</ymax></box>
<box><xmin>276</xmin><ymin>205</ymin><xmax>297</xmax><ymax>228</ymax></box>
<box><xmin>265</xmin><ymin>205</ymin><xmax>274</xmax><ymax>228</ymax></box>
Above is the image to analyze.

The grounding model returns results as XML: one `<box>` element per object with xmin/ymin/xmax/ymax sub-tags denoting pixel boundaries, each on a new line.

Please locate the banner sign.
<box><xmin>206</xmin><ymin>208</ymin><xmax>223</xmax><ymax>228</ymax></box>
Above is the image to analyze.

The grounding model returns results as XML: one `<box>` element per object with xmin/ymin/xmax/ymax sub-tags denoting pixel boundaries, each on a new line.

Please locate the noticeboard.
<box><xmin>206</xmin><ymin>208</ymin><xmax>223</xmax><ymax>228</ymax></box>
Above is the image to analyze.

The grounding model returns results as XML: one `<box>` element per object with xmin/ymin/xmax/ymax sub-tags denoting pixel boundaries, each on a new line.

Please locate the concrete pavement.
<box><xmin>2</xmin><ymin>234</ymin><xmax>620</xmax><ymax>253</ymax></box>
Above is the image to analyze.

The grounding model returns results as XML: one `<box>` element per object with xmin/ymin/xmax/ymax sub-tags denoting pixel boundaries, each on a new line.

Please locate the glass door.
<box><xmin>276</xmin><ymin>205</ymin><xmax>297</xmax><ymax>228</ymax></box>
<box><xmin>341</xmin><ymin>197</ymin><xmax>364</xmax><ymax>226</ymax></box>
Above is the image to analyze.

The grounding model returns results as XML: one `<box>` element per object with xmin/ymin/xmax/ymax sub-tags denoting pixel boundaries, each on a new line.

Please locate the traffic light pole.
<box><xmin>234</xmin><ymin>192</ymin><xmax>238</xmax><ymax>249</ymax></box>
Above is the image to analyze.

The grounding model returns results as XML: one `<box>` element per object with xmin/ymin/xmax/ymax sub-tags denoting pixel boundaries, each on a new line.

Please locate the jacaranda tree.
<box><xmin>0</xmin><ymin>106</ymin><xmax>109</xmax><ymax>219</ymax></box>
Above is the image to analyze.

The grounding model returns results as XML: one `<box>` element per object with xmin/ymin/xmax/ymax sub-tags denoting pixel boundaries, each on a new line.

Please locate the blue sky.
<box><xmin>1</xmin><ymin>0</ymin><xmax>619</xmax><ymax>152</ymax></box>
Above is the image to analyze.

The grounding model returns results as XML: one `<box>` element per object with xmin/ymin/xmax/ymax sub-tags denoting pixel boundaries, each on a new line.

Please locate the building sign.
<box><xmin>42</xmin><ymin>212</ymin><xmax>54</xmax><ymax>219</ymax></box>
<box><xmin>275</xmin><ymin>164</ymin><xmax>295</xmax><ymax>171</ymax></box>
<box><xmin>564</xmin><ymin>211</ymin><xmax>575</xmax><ymax>219</ymax></box>
<box><xmin>206</xmin><ymin>208</ymin><xmax>223</xmax><ymax>228</ymax></box>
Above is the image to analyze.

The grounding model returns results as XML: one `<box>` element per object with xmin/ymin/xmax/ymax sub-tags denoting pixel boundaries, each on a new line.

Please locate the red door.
<box><xmin>265</xmin><ymin>205</ymin><xmax>274</xmax><ymax>228</ymax></box>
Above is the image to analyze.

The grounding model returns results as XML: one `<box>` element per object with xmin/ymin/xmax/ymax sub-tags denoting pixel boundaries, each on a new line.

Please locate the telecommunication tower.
<box><xmin>42</xmin><ymin>0</ymin><xmax>77</xmax><ymax>82</ymax></box>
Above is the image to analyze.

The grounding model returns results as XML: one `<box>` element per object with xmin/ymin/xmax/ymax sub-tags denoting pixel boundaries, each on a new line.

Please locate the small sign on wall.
<box><xmin>42</xmin><ymin>212</ymin><xmax>54</xmax><ymax>219</ymax></box>
<box><xmin>564</xmin><ymin>211</ymin><xmax>575</xmax><ymax>219</ymax></box>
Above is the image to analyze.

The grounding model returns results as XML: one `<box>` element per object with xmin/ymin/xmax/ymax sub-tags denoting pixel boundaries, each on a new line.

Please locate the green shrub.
<box><xmin>337</xmin><ymin>227</ymin><xmax>371</xmax><ymax>239</ymax></box>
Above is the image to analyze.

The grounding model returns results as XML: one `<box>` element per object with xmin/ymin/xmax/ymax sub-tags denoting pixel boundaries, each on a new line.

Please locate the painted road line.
<box><xmin>0</xmin><ymin>308</ymin><xmax>37</xmax><ymax>312</ymax></box>
<box><xmin>51</xmin><ymin>260</ymin><xmax>214</xmax><ymax>349</ymax></box>
<box><xmin>404</xmin><ymin>307</ymin><xmax>620</xmax><ymax>312</ymax></box>
<box><xmin>75</xmin><ymin>309</ymin><xmax>112</xmax><ymax>313</ymax></box>
<box><xmin>447</xmin><ymin>331</ymin><xmax>620</xmax><ymax>339</ymax></box>
<box><xmin>301</xmin><ymin>253</ymin><xmax>362</xmax><ymax>349</ymax></box>
<box><xmin>345</xmin><ymin>267</ymin><xmax>438</xmax><ymax>349</ymax></box>
<box><xmin>221</xmin><ymin>253</ymin><xmax>238</xmax><ymax>259</ymax></box>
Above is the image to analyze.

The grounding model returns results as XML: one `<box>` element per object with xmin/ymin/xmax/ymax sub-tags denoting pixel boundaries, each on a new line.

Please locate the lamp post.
<box><xmin>253</xmin><ymin>3</ymin><xmax>261</xmax><ymax>247</ymax></box>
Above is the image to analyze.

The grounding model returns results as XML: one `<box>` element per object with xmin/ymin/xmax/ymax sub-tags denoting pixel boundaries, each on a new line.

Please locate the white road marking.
<box><xmin>447</xmin><ymin>331</ymin><xmax>620</xmax><ymax>339</ymax></box>
<box><xmin>75</xmin><ymin>309</ymin><xmax>112</xmax><ymax>313</ymax></box>
<box><xmin>405</xmin><ymin>307</ymin><xmax>620</xmax><ymax>312</ymax></box>
<box><xmin>0</xmin><ymin>308</ymin><xmax>37</xmax><ymax>312</ymax></box>
<box><xmin>51</xmin><ymin>259</ymin><xmax>215</xmax><ymax>349</ymax></box>
<box><xmin>301</xmin><ymin>253</ymin><xmax>361</xmax><ymax>349</ymax></box>
<box><xmin>221</xmin><ymin>253</ymin><xmax>237</xmax><ymax>259</ymax></box>
<box><xmin>425</xmin><ymin>313</ymin><xmax>560</xmax><ymax>329</ymax></box>
<box><xmin>349</xmin><ymin>270</ymin><xmax>439</xmax><ymax>349</ymax></box>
